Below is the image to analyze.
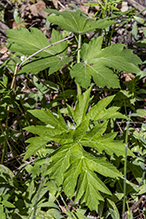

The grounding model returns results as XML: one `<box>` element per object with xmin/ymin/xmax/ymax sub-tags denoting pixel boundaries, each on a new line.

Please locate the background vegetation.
<box><xmin>0</xmin><ymin>0</ymin><xmax>146</xmax><ymax>218</ymax></box>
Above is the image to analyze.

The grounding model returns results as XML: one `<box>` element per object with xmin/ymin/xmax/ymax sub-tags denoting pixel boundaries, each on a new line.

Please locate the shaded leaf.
<box><xmin>6</xmin><ymin>28</ymin><xmax>67</xmax><ymax>57</ymax></box>
<box><xmin>6</xmin><ymin>28</ymin><xmax>68</xmax><ymax>75</ymax></box>
<box><xmin>2</xmin><ymin>200</ymin><xmax>15</xmax><ymax>208</ymax></box>
<box><xmin>18</xmin><ymin>56</ymin><xmax>70</xmax><ymax>75</ymax></box>
<box><xmin>46</xmin><ymin>9</ymin><xmax>116</xmax><ymax>34</ymax></box>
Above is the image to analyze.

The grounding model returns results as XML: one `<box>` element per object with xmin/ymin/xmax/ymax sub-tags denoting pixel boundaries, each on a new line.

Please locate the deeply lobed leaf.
<box><xmin>6</xmin><ymin>28</ymin><xmax>67</xmax><ymax>57</ymax></box>
<box><xmin>24</xmin><ymin>88</ymin><xmax>130</xmax><ymax>209</ymax></box>
<box><xmin>6</xmin><ymin>28</ymin><xmax>68</xmax><ymax>74</ymax></box>
<box><xmin>71</xmin><ymin>36</ymin><xmax>141</xmax><ymax>88</ymax></box>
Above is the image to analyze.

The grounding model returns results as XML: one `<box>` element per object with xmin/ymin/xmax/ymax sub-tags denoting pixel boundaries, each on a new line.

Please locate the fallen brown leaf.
<box><xmin>121</xmin><ymin>72</ymin><xmax>135</xmax><ymax>81</ymax></box>
<box><xmin>28</xmin><ymin>0</ymin><xmax>48</xmax><ymax>17</ymax></box>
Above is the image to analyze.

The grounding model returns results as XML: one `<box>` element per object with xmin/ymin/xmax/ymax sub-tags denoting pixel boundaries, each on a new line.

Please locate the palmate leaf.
<box><xmin>24</xmin><ymin>88</ymin><xmax>133</xmax><ymax>210</ymax></box>
<box><xmin>6</xmin><ymin>28</ymin><xmax>68</xmax><ymax>74</ymax></box>
<box><xmin>70</xmin><ymin>36</ymin><xmax>141</xmax><ymax>88</ymax></box>
<box><xmin>45</xmin><ymin>9</ymin><xmax>116</xmax><ymax>34</ymax></box>
<box><xmin>6</xmin><ymin>28</ymin><xmax>67</xmax><ymax>57</ymax></box>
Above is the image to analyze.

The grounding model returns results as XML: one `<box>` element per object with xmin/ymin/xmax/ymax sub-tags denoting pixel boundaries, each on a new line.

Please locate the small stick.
<box><xmin>127</xmin><ymin>0</ymin><xmax>146</xmax><ymax>16</ymax></box>
<box><xmin>18</xmin><ymin>33</ymin><xmax>74</xmax><ymax>71</ymax></box>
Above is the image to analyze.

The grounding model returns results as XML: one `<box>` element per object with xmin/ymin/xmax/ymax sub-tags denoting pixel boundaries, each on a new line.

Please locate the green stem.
<box><xmin>59</xmin><ymin>193</ymin><xmax>76</xmax><ymax>219</ymax></box>
<box><xmin>122</xmin><ymin>112</ymin><xmax>131</xmax><ymax>219</ymax></box>
<box><xmin>77</xmin><ymin>34</ymin><xmax>81</xmax><ymax>64</ymax></box>
<box><xmin>77</xmin><ymin>34</ymin><xmax>81</xmax><ymax>96</ymax></box>
<box><xmin>139</xmin><ymin>169</ymin><xmax>146</xmax><ymax>187</ymax></box>
<box><xmin>124</xmin><ymin>99</ymin><xmax>127</xmax><ymax>116</ymax></box>
<box><xmin>57</xmin><ymin>72</ymin><xmax>66</xmax><ymax>105</ymax></box>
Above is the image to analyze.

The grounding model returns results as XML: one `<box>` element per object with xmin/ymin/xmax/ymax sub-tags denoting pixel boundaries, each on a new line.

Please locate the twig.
<box><xmin>116</xmin><ymin>121</ymin><xmax>123</xmax><ymax>133</ymax></box>
<box><xmin>57</xmin><ymin>0</ymin><xmax>65</xmax><ymax>8</ymax></box>
<box><xmin>18</xmin><ymin>33</ymin><xmax>74</xmax><ymax>71</ymax></box>
<box><xmin>116</xmin><ymin>121</ymin><xmax>144</xmax><ymax>125</ymax></box>
<box><xmin>5</xmin><ymin>0</ymin><xmax>12</xmax><ymax>6</ymax></box>
<box><xmin>127</xmin><ymin>0</ymin><xmax>146</xmax><ymax>16</ymax></box>
<box><xmin>0</xmin><ymin>21</ymin><xmax>10</xmax><ymax>36</ymax></box>
<box><xmin>125</xmin><ymin>195</ymin><xmax>146</xmax><ymax>219</ymax></box>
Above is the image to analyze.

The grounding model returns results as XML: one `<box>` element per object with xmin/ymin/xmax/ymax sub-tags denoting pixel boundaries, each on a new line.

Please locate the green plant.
<box><xmin>24</xmin><ymin>87</ymin><xmax>130</xmax><ymax>210</ymax></box>
<box><xmin>13</xmin><ymin>8</ymin><xmax>27</xmax><ymax>29</ymax></box>
<box><xmin>0</xmin><ymin>164</ymin><xmax>66</xmax><ymax>219</ymax></box>
<box><xmin>84</xmin><ymin>0</ymin><xmax>123</xmax><ymax>18</ymax></box>
<box><xmin>1</xmin><ymin>5</ymin><xmax>146</xmax><ymax>218</ymax></box>
<box><xmin>5</xmin><ymin>9</ymin><xmax>141</xmax><ymax>89</ymax></box>
<box><xmin>0</xmin><ymin>2</ymin><xmax>5</xmax><ymax>22</ymax></box>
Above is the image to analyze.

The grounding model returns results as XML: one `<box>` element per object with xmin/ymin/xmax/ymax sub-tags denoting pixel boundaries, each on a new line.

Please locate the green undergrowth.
<box><xmin>1</xmin><ymin>1</ymin><xmax>146</xmax><ymax>218</ymax></box>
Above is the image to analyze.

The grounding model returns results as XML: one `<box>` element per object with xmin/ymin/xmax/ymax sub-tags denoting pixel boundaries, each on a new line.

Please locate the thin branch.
<box><xmin>125</xmin><ymin>196</ymin><xmax>146</xmax><ymax>219</ymax></box>
<box><xmin>116</xmin><ymin>121</ymin><xmax>145</xmax><ymax>125</ymax></box>
<box><xmin>57</xmin><ymin>0</ymin><xmax>65</xmax><ymax>8</ymax></box>
<box><xmin>127</xmin><ymin>0</ymin><xmax>146</xmax><ymax>16</ymax></box>
<box><xmin>18</xmin><ymin>33</ymin><xmax>74</xmax><ymax>71</ymax></box>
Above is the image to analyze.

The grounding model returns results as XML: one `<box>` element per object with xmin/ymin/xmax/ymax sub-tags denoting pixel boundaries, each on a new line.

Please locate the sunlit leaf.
<box><xmin>24</xmin><ymin>88</ymin><xmax>128</xmax><ymax>209</ymax></box>
<box><xmin>71</xmin><ymin>36</ymin><xmax>141</xmax><ymax>88</ymax></box>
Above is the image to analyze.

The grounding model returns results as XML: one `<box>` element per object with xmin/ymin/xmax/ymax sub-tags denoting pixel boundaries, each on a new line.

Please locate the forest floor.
<box><xmin>1</xmin><ymin>0</ymin><xmax>146</xmax><ymax>218</ymax></box>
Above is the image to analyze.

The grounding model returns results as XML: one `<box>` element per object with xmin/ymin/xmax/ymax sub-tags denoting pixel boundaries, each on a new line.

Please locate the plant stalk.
<box><xmin>77</xmin><ymin>34</ymin><xmax>81</xmax><ymax>95</ymax></box>
<box><xmin>59</xmin><ymin>193</ymin><xmax>76</xmax><ymax>219</ymax></box>
<box><xmin>77</xmin><ymin>34</ymin><xmax>81</xmax><ymax>64</ymax></box>
<box><xmin>122</xmin><ymin>112</ymin><xmax>131</xmax><ymax>219</ymax></box>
